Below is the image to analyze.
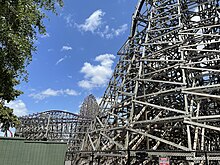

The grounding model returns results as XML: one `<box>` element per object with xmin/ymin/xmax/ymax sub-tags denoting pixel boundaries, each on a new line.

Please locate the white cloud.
<box><xmin>56</xmin><ymin>57</ymin><xmax>65</xmax><ymax>65</ymax></box>
<box><xmin>114</xmin><ymin>24</ymin><xmax>128</xmax><ymax>36</ymax></box>
<box><xmin>61</xmin><ymin>46</ymin><xmax>72</xmax><ymax>51</ymax></box>
<box><xmin>56</xmin><ymin>55</ymin><xmax>69</xmax><ymax>65</ymax></box>
<box><xmin>99</xmin><ymin>24</ymin><xmax>128</xmax><ymax>39</ymax></box>
<box><xmin>78</xmin><ymin>54</ymin><xmax>115</xmax><ymax>89</ymax></box>
<box><xmin>5</xmin><ymin>100</ymin><xmax>28</xmax><ymax>117</ymax></box>
<box><xmin>78</xmin><ymin>80</ymin><xmax>94</xmax><ymax>89</ymax></box>
<box><xmin>29</xmin><ymin>88</ymin><xmax>79</xmax><ymax>100</ymax></box>
<box><xmin>64</xmin><ymin>14</ymin><xmax>74</xmax><ymax>27</ymax></box>
<box><xmin>75</xmin><ymin>9</ymin><xmax>128</xmax><ymax>39</ymax></box>
<box><xmin>77</xmin><ymin>9</ymin><xmax>105</xmax><ymax>33</ymax></box>
<box><xmin>42</xmin><ymin>88</ymin><xmax>59</xmax><ymax>96</ymax></box>
<box><xmin>64</xmin><ymin>89</ymin><xmax>78</xmax><ymax>96</ymax></box>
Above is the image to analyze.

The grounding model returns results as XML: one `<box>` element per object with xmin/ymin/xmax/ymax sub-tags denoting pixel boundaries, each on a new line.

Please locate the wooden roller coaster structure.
<box><xmin>76</xmin><ymin>0</ymin><xmax>220</xmax><ymax>164</ymax></box>
<box><xmin>15</xmin><ymin>110</ymin><xmax>92</xmax><ymax>160</ymax></box>
<box><xmin>16</xmin><ymin>0</ymin><xmax>220</xmax><ymax>164</ymax></box>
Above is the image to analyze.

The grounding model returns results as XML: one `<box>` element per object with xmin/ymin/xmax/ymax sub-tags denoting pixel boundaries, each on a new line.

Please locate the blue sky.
<box><xmin>6</xmin><ymin>0</ymin><xmax>137</xmax><ymax>116</ymax></box>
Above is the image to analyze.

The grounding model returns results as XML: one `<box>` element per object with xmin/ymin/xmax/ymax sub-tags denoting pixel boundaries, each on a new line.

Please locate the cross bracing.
<box><xmin>14</xmin><ymin>0</ymin><xmax>220</xmax><ymax>164</ymax></box>
<box><xmin>76</xmin><ymin>0</ymin><xmax>220</xmax><ymax>164</ymax></box>
<box><xmin>15</xmin><ymin>110</ymin><xmax>92</xmax><ymax>160</ymax></box>
<box><xmin>80</xmin><ymin>94</ymin><xmax>99</xmax><ymax>119</ymax></box>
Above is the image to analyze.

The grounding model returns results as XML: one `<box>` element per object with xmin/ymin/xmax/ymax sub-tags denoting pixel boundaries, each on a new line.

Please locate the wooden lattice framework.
<box><xmin>80</xmin><ymin>94</ymin><xmax>99</xmax><ymax>119</ymax></box>
<box><xmin>15</xmin><ymin>110</ymin><xmax>92</xmax><ymax>160</ymax></box>
<box><xmin>77</xmin><ymin>0</ymin><xmax>220</xmax><ymax>164</ymax></box>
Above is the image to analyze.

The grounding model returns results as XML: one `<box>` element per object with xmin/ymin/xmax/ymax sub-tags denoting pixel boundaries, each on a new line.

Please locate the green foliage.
<box><xmin>0</xmin><ymin>0</ymin><xmax>63</xmax><ymax>132</ymax></box>
<box><xmin>0</xmin><ymin>103</ymin><xmax>20</xmax><ymax>132</ymax></box>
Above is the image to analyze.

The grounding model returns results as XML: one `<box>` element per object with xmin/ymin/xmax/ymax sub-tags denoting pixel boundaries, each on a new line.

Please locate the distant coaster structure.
<box><xmin>15</xmin><ymin>110</ymin><xmax>92</xmax><ymax>160</ymax></box>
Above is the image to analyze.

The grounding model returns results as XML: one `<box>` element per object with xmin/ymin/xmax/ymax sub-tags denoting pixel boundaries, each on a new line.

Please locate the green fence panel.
<box><xmin>0</xmin><ymin>137</ymin><xmax>67</xmax><ymax>165</ymax></box>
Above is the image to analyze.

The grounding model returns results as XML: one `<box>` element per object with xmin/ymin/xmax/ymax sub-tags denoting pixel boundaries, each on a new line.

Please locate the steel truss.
<box><xmin>77</xmin><ymin>0</ymin><xmax>220</xmax><ymax>164</ymax></box>
<box><xmin>15</xmin><ymin>110</ymin><xmax>92</xmax><ymax>160</ymax></box>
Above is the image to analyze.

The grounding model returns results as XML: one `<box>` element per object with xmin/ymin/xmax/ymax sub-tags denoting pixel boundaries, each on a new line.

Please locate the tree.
<box><xmin>0</xmin><ymin>0</ymin><xmax>63</xmax><ymax>134</ymax></box>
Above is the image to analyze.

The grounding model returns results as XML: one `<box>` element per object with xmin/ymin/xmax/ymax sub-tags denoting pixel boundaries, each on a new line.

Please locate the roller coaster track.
<box><xmin>15</xmin><ymin>110</ymin><xmax>92</xmax><ymax>160</ymax></box>
<box><xmin>76</xmin><ymin>0</ymin><xmax>220</xmax><ymax>164</ymax></box>
<box><xmin>16</xmin><ymin>0</ymin><xmax>220</xmax><ymax>164</ymax></box>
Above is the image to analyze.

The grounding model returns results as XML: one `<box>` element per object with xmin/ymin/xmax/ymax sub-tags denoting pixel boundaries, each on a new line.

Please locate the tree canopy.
<box><xmin>0</xmin><ymin>0</ymin><xmax>63</xmax><ymax>133</ymax></box>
